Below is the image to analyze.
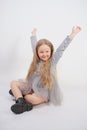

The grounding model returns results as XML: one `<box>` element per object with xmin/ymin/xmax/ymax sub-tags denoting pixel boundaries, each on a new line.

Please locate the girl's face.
<box><xmin>37</xmin><ymin>44</ymin><xmax>51</xmax><ymax>61</ymax></box>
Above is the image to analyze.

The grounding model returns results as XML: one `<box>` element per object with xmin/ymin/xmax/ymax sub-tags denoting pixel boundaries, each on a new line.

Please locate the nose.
<box><xmin>43</xmin><ymin>52</ymin><xmax>47</xmax><ymax>56</ymax></box>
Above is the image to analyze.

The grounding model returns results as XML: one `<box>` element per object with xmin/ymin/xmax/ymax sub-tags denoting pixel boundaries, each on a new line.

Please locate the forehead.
<box><xmin>38</xmin><ymin>44</ymin><xmax>51</xmax><ymax>51</ymax></box>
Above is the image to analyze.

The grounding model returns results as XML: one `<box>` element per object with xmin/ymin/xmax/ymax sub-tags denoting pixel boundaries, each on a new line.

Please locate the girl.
<box><xmin>10</xmin><ymin>26</ymin><xmax>81</xmax><ymax>114</ymax></box>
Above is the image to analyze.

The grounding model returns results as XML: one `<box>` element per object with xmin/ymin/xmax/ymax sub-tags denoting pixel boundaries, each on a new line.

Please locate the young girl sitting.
<box><xmin>9</xmin><ymin>26</ymin><xmax>81</xmax><ymax>114</ymax></box>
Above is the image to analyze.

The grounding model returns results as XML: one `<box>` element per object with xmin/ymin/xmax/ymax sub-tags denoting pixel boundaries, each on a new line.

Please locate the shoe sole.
<box><xmin>11</xmin><ymin>103</ymin><xmax>33</xmax><ymax>114</ymax></box>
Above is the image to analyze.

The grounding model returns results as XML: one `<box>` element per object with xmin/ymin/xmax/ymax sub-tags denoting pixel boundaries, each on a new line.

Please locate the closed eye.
<box><xmin>40</xmin><ymin>51</ymin><xmax>44</xmax><ymax>53</ymax></box>
<box><xmin>46</xmin><ymin>50</ymin><xmax>50</xmax><ymax>53</ymax></box>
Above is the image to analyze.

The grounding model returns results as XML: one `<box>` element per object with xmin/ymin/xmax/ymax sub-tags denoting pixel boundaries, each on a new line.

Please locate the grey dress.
<box><xmin>19</xmin><ymin>36</ymin><xmax>72</xmax><ymax>105</ymax></box>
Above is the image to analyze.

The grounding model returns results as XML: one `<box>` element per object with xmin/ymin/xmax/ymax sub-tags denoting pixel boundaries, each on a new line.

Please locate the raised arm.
<box><xmin>52</xmin><ymin>26</ymin><xmax>81</xmax><ymax>65</ymax></box>
<box><xmin>30</xmin><ymin>28</ymin><xmax>37</xmax><ymax>52</ymax></box>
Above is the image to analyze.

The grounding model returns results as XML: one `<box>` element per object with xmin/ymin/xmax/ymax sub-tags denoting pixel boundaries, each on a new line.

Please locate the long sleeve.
<box><xmin>30</xmin><ymin>36</ymin><xmax>37</xmax><ymax>52</ymax></box>
<box><xmin>52</xmin><ymin>36</ymin><xmax>72</xmax><ymax>66</ymax></box>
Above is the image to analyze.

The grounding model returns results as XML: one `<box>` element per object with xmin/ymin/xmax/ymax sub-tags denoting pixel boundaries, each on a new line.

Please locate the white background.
<box><xmin>0</xmin><ymin>0</ymin><xmax>87</xmax><ymax>130</ymax></box>
<box><xmin>0</xmin><ymin>0</ymin><xmax>87</xmax><ymax>88</ymax></box>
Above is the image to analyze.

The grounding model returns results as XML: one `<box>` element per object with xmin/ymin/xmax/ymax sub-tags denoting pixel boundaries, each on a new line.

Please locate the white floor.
<box><xmin>0</xmin><ymin>82</ymin><xmax>87</xmax><ymax>130</ymax></box>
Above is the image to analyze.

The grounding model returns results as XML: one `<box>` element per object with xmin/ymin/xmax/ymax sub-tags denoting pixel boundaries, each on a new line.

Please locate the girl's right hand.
<box><xmin>31</xmin><ymin>28</ymin><xmax>37</xmax><ymax>36</ymax></box>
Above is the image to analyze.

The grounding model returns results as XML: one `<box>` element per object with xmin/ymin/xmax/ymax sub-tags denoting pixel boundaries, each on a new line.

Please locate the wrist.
<box><xmin>69</xmin><ymin>32</ymin><xmax>77</xmax><ymax>40</ymax></box>
<box><xmin>31</xmin><ymin>31</ymin><xmax>36</xmax><ymax>36</ymax></box>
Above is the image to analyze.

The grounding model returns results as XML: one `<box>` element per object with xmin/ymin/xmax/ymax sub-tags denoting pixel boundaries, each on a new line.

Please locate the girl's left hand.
<box><xmin>72</xmin><ymin>26</ymin><xmax>81</xmax><ymax>34</ymax></box>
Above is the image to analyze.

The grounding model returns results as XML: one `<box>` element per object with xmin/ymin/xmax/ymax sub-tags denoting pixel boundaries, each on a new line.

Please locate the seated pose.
<box><xmin>9</xmin><ymin>26</ymin><xmax>81</xmax><ymax>114</ymax></box>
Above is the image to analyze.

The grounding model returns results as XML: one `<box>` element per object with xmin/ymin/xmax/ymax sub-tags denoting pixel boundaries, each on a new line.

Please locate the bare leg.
<box><xmin>10</xmin><ymin>80</ymin><xmax>23</xmax><ymax>100</ymax></box>
<box><xmin>10</xmin><ymin>80</ymin><xmax>33</xmax><ymax>114</ymax></box>
<box><xmin>24</xmin><ymin>93</ymin><xmax>47</xmax><ymax>105</ymax></box>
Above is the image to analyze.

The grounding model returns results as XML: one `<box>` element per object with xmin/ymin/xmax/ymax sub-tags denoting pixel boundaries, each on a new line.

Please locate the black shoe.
<box><xmin>9</xmin><ymin>89</ymin><xmax>14</xmax><ymax>96</ymax></box>
<box><xmin>11</xmin><ymin>98</ymin><xmax>33</xmax><ymax>114</ymax></box>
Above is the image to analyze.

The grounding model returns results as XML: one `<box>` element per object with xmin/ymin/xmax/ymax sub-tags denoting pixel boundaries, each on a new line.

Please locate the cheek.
<box><xmin>38</xmin><ymin>53</ymin><xmax>42</xmax><ymax>58</ymax></box>
<box><xmin>49</xmin><ymin>52</ymin><xmax>51</xmax><ymax>57</ymax></box>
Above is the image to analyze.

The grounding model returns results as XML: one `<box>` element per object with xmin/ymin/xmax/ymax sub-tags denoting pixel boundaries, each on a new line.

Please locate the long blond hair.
<box><xmin>26</xmin><ymin>39</ymin><xmax>54</xmax><ymax>89</ymax></box>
